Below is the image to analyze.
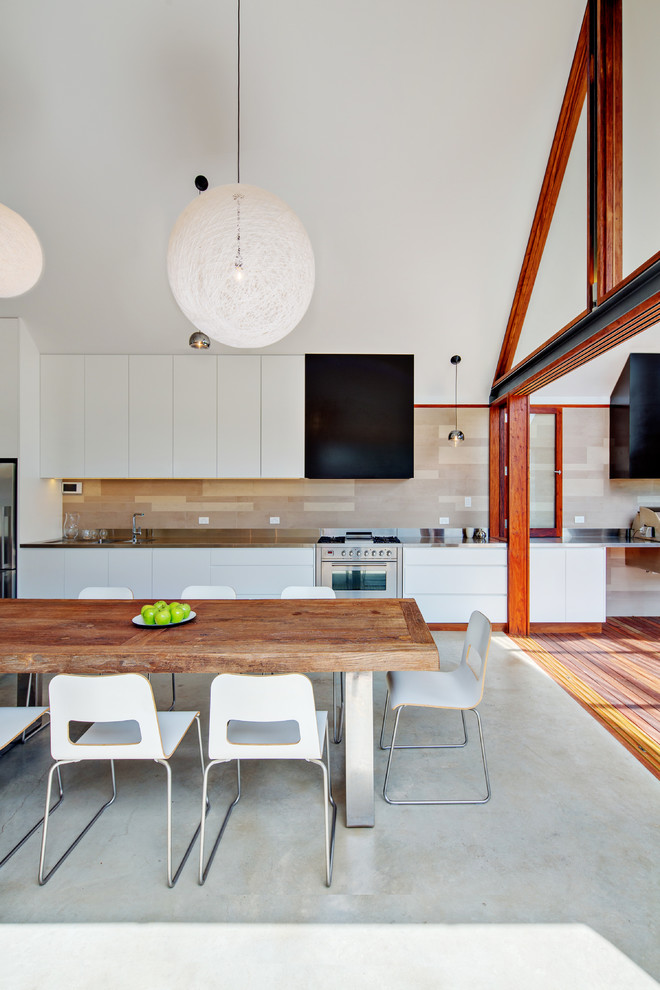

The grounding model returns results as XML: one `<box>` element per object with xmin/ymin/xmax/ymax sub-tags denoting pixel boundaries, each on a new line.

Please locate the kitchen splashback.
<box><xmin>62</xmin><ymin>407</ymin><xmax>489</xmax><ymax>531</ymax></box>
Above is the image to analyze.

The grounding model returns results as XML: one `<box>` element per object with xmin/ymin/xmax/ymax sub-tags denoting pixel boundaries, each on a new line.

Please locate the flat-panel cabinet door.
<box><xmin>261</xmin><ymin>355</ymin><xmax>304</xmax><ymax>478</ymax></box>
<box><xmin>173</xmin><ymin>356</ymin><xmax>217</xmax><ymax>477</ymax></box>
<box><xmin>530</xmin><ymin>548</ymin><xmax>566</xmax><ymax>622</ymax></box>
<box><xmin>84</xmin><ymin>356</ymin><xmax>129</xmax><ymax>477</ymax></box>
<box><xmin>128</xmin><ymin>356</ymin><xmax>173</xmax><ymax>477</ymax></box>
<box><xmin>565</xmin><ymin>547</ymin><xmax>606</xmax><ymax>622</ymax></box>
<box><xmin>152</xmin><ymin>549</ymin><xmax>211</xmax><ymax>600</ymax></box>
<box><xmin>217</xmin><ymin>355</ymin><xmax>261</xmax><ymax>477</ymax></box>
<box><xmin>18</xmin><ymin>549</ymin><xmax>65</xmax><ymax>598</ymax></box>
<box><xmin>108</xmin><ymin>549</ymin><xmax>153</xmax><ymax>599</ymax></box>
<box><xmin>64</xmin><ymin>549</ymin><xmax>110</xmax><ymax>598</ymax></box>
<box><xmin>40</xmin><ymin>355</ymin><xmax>85</xmax><ymax>478</ymax></box>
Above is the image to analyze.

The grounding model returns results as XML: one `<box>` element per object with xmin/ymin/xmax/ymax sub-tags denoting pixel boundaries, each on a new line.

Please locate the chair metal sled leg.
<box><xmin>332</xmin><ymin>671</ymin><xmax>345</xmax><ymax>744</ymax></box>
<box><xmin>0</xmin><ymin>766</ymin><xmax>63</xmax><ymax>870</ymax></box>
<box><xmin>382</xmin><ymin>705</ymin><xmax>491</xmax><ymax>806</ymax></box>
<box><xmin>38</xmin><ymin>759</ymin><xmax>117</xmax><ymax>884</ymax></box>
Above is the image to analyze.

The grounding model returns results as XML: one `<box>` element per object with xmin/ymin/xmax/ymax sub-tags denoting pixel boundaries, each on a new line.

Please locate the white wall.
<box><xmin>18</xmin><ymin>323</ymin><xmax>61</xmax><ymax>543</ymax></box>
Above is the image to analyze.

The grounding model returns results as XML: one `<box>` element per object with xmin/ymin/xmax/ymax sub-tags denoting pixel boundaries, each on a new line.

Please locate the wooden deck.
<box><xmin>514</xmin><ymin>617</ymin><xmax>660</xmax><ymax>780</ymax></box>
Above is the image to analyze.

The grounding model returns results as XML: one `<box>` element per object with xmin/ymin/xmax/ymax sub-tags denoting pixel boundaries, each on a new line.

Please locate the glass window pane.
<box><xmin>530</xmin><ymin>413</ymin><xmax>556</xmax><ymax>529</ymax></box>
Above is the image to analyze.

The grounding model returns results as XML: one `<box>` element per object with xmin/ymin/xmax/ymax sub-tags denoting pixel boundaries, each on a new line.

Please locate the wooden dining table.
<box><xmin>0</xmin><ymin>597</ymin><xmax>439</xmax><ymax>826</ymax></box>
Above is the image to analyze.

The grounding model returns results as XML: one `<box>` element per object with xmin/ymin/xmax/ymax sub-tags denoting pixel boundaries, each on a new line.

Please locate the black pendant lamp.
<box><xmin>448</xmin><ymin>355</ymin><xmax>465</xmax><ymax>445</ymax></box>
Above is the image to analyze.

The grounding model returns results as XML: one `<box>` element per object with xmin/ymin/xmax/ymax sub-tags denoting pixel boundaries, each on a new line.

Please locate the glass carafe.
<box><xmin>63</xmin><ymin>513</ymin><xmax>80</xmax><ymax>541</ymax></box>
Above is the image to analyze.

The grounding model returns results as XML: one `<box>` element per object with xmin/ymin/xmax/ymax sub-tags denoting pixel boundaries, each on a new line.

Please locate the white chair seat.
<box><xmin>0</xmin><ymin>707</ymin><xmax>48</xmax><ymax>747</ymax></box>
<box><xmin>387</xmin><ymin>666</ymin><xmax>484</xmax><ymax>712</ymax></box>
<box><xmin>227</xmin><ymin>711</ymin><xmax>326</xmax><ymax>752</ymax></box>
<box><xmin>78</xmin><ymin>587</ymin><xmax>133</xmax><ymax>599</ymax></box>
<box><xmin>181</xmin><ymin>585</ymin><xmax>236</xmax><ymax>599</ymax></box>
<box><xmin>78</xmin><ymin>710</ymin><xmax>198</xmax><ymax>759</ymax></box>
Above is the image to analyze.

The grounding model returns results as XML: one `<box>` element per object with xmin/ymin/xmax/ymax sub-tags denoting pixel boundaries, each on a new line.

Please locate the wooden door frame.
<box><xmin>529</xmin><ymin>406</ymin><xmax>563</xmax><ymax>538</ymax></box>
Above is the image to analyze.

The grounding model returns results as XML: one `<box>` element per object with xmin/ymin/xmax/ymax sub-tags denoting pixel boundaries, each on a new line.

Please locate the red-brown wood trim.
<box><xmin>493</xmin><ymin>8</ymin><xmax>589</xmax><ymax>384</ymax></box>
<box><xmin>492</xmin><ymin>308</ymin><xmax>589</xmax><ymax>393</ymax></box>
<box><xmin>596</xmin><ymin>0</ymin><xmax>623</xmax><ymax>300</ymax></box>
<box><xmin>529</xmin><ymin>405</ymin><xmax>563</xmax><ymax>538</ymax></box>
<box><xmin>530</xmin><ymin>622</ymin><xmax>603</xmax><ymax>634</ymax></box>
<box><xmin>493</xmin><ymin>289</ymin><xmax>660</xmax><ymax>397</ymax></box>
<box><xmin>507</xmin><ymin>395</ymin><xmax>530</xmax><ymax>636</ymax></box>
<box><xmin>489</xmin><ymin>404</ymin><xmax>503</xmax><ymax>539</ymax></box>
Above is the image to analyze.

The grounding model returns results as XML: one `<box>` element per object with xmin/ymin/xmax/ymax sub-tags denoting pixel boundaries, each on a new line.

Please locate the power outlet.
<box><xmin>574</xmin><ymin>515</ymin><xmax>585</xmax><ymax>524</ymax></box>
<box><xmin>464</xmin><ymin>496</ymin><xmax>472</xmax><ymax>507</ymax></box>
<box><xmin>439</xmin><ymin>516</ymin><xmax>450</xmax><ymax>525</ymax></box>
<box><xmin>270</xmin><ymin>516</ymin><xmax>280</xmax><ymax>525</ymax></box>
<box><xmin>198</xmin><ymin>516</ymin><xmax>209</xmax><ymax>525</ymax></box>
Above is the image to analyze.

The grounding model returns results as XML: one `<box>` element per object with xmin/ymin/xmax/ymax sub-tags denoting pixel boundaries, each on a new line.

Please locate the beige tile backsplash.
<box><xmin>64</xmin><ymin>406</ymin><xmax>648</xmax><ymax>533</ymax></box>
<box><xmin>63</xmin><ymin>407</ymin><xmax>490</xmax><ymax>531</ymax></box>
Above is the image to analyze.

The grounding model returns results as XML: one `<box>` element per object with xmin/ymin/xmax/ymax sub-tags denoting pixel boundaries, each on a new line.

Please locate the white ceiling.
<box><xmin>0</xmin><ymin>0</ymin><xmax>591</xmax><ymax>403</ymax></box>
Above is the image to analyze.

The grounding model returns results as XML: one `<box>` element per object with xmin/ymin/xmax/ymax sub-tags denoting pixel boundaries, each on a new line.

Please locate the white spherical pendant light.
<box><xmin>0</xmin><ymin>203</ymin><xmax>44</xmax><ymax>298</ymax></box>
<box><xmin>167</xmin><ymin>183</ymin><xmax>314</xmax><ymax>348</ymax></box>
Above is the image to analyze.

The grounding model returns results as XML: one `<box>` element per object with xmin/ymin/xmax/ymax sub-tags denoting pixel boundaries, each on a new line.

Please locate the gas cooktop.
<box><xmin>318</xmin><ymin>531</ymin><xmax>401</xmax><ymax>544</ymax></box>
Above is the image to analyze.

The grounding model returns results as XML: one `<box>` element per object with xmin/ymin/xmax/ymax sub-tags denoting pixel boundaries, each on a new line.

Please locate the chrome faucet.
<box><xmin>132</xmin><ymin>513</ymin><xmax>144</xmax><ymax>543</ymax></box>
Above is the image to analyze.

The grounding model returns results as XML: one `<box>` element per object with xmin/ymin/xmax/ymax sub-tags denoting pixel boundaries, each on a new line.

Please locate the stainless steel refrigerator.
<box><xmin>0</xmin><ymin>460</ymin><xmax>17</xmax><ymax>599</ymax></box>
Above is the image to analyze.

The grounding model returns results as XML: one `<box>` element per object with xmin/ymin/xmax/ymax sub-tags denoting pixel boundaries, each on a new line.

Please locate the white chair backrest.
<box><xmin>208</xmin><ymin>673</ymin><xmax>322</xmax><ymax>761</ymax></box>
<box><xmin>48</xmin><ymin>673</ymin><xmax>165</xmax><ymax>761</ymax></box>
<box><xmin>181</xmin><ymin>585</ymin><xmax>237</xmax><ymax>599</ymax></box>
<box><xmin>280</xmin><ymin>586</ymin><xmax>336</xmax><ymax>599</ymax></box>
<box><xmin>460</xmin><ymin>610</ymin><xmax>492</xmax><ymax>691</ymax></box>
<box><xmin>78</xmin><ymin>587</ymin><xmax>134</xmax><ymax>599</ymax></box>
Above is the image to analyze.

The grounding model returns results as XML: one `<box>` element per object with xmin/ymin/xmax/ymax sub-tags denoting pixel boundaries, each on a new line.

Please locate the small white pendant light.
<box><xmin>448</xmin><ymin>354</ymin><xmax>465</xmax><ymax>445</ymax></box>
<box><xmin>167</xmin><ymin>0</ymin><xmax>314</xmax><ymax>349</ymax></box>
<box><xmin>0</xmin><ymin>203</ymin><xmax>43</xmax><ymax>298</ymax></box>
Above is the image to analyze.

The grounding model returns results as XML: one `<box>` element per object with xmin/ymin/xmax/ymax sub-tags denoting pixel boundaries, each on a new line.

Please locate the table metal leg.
<box><xmin>344</xmin><ymin>671</ymin><xmax>374</xmax><ymax>827</ymax></box>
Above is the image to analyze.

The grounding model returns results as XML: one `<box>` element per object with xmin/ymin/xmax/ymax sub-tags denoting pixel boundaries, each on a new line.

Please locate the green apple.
<box><xmin>154</xmin><ymin>609</ymin><xmax>171</xmax><ymax>625</ymax></box>
<box><xmin>153</xmin><ymin>601</ymin><xmax>167</xmax><ymax>611</ymax></box>
<box><xmin>142</xmin><ymin>606</ymin><xmax>157</xmax><ymax>625</ymax></box>
<box><xmin>141</xmin><ymin>603</ymin><xmax>154</xmax><ymax>618</ymax></box>
<box><xmin>180</xmin><ymin>603</ymin><xmax>191</xmax><ymax>619</ymax></box>
<box><xmin>169</xmin><ymin>602</ymin><xmax>181</xmax><ymax>610</ymax></box>
<box><xmin>170</xmin><ymin>604</ymin><xmax>185</xmax><ymax>623</ymax></box>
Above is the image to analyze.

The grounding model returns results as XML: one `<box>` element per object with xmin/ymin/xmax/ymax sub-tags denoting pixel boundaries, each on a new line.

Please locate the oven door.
<box><xmin>319</xmin><ymin>558</ymin><xmax>399</xmax><ymax>598</ymax></box>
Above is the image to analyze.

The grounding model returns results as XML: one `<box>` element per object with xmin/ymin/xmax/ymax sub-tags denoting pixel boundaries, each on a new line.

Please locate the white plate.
<box><xmin>132</xmin><ymin>611</ymin><xmax>196</xmax><ymax>627</ymax></box>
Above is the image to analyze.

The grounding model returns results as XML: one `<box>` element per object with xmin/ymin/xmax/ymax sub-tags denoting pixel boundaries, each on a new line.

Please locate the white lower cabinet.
<box><xmin>403</xmin><ymin>546</ymin><xmax>507</xmax><ymax>623</ymax></box>
<box><xmin>108</xmin><ymin>549</ymin><xmax>153</xmax><ymax>599</ymax></box>
<box><xmin>530</xmin><ymin>546</ymin><xmax>606</xmax><ymax>622</ymax></box>
<box><xmin>18</xmin><ymin>549</ymin><xmax>66</xmax><ymax>598</ymax></box>
<box><xmin>151</xmin><ymin>549</ymin><xmax>212</xmax><ymax>600</ymax></box>
<box><xmin>210</xmin><ymin>548</ymin><xmax>314</xmax><ymax>599</ymax></box>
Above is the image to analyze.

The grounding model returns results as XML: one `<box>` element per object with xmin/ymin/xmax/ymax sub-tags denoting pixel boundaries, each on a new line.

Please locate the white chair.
<box><xmin>379</xmin><ymin>610</ymin><xmax>492</xmax><ymax>805</ymax></box>
<box><xmin>79</xmin><ymin>586</ymin><xmax>176</xmax><ymax>710</ymax></box>
<box><xmin>78</xmin><ymin>587</ymin><xmax>134</xmax><ymax>599</ymax></box>
<box><xmin>0</xmin><ymin>706</ymin><xmax>63</xmax><ymax>868</ymax></box>
<box><xmin>38</xmin><ymin>673</ymin><xmax>205</xmax><ymax>887</ymax></box>
<box><xmin>199</xmin><ymin>673</ymin><xmax>337</xmax><ymax>887</ymax></box>
<box><xmin>280</xmin><ymin>586</ymin><xmax>344</xmax><ymax>744</ymax></box>
<box><xmin>181</xmin><ymin>585</ymin><xmax>237</xmax><ymax>599</ymax></box>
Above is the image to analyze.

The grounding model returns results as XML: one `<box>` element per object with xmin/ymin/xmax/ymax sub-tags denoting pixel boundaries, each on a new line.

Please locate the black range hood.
<box><xmin>610</xmin><ymin>353</ymin><xmax>660</xmax><ymax>478</ymax></box>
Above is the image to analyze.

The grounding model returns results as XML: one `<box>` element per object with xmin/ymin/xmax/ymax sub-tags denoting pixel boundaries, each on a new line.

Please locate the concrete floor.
<box><xmin>1</xmin><ymin>632</ymin><xmax>658</xmax><ymax>987</ymax></box>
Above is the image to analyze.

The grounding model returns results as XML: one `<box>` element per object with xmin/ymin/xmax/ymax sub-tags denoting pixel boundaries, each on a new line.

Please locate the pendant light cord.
<box><xmin>237</xmin><ymin>0</ymin><xmax>241</xmax><ymax>184</ymax></box>
<box><xmin>454</xmin><ymin>362</ymin><xmax>458</xmax><ymax>430</ymax></box>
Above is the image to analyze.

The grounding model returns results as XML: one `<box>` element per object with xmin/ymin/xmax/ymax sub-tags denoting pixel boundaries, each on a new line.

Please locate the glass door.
<box><xmin>529</xmin><ymin>408</ymin><xmax>562</xmax><ymax>538</ymax></box>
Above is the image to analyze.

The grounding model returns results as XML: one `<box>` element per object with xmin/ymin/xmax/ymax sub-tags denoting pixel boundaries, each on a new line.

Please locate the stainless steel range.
<box><xmin>316</xmin><ymin>529</ymin><xmax>402</xmax><ymax>598</ymax></box>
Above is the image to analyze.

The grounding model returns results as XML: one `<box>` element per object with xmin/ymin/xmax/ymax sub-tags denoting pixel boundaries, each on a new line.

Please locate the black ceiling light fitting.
<box><xmin>448</xmin><ymin>354</ymin><xmax>465</xmax><ymax>445</ymax></box>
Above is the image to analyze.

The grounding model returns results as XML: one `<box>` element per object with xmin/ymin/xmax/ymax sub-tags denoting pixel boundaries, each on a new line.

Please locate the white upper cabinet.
<box><xmin>40</xmin><ymin>353</ymin><xmax>305</xmax><ymax>479</ymax></box>
<box><xmin>84</xmin><ymin>356</ymin><xmax>129</xmax><ymax>477</ymax></box>
<box><xmin>40</xmin><ymin>355</ymin><xmax>85</xmax><ymax>478</ymax></box>
<box><xmin>173</xmin><ymin>356</ymin><xmax>217</xmax><ymax>477</ymax></box>
<box><xmin>128</xmin><ymin>355</ymin><xmax>173</xmax><ymax>477</ymax></box>
<box><xmin>217</xmin><ymin>355</ymin><xmax>261</xmax><ymax>477</ymax></box>
<box><xmin>261</xmin><ymin>355</ymin><xmax>305</xmax><ymax>478</ymax></box>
